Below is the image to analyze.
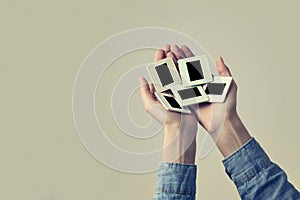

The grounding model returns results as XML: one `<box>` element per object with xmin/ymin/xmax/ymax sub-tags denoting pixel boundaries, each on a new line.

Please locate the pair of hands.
<box><xmin>139</xmin><ymin>45</ymin><xmax>249</xmax><ymax>164</ymax></box>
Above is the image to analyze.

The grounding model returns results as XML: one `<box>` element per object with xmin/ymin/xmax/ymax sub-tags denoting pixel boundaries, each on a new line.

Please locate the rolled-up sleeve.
<box><xmin>152</xmin><ymin>162</ymin><xmax>197</xmax><ymax>200</ymax></box>
<box><xmin>223</xmin><ymin>137</ymin><xmax>300</xmax><ymax>200</ymax></box>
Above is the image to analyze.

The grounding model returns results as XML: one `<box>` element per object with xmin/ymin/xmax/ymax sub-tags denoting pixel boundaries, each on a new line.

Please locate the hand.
<box><xmin>167</xmin><ymin>45</ymin><xmax>236</xmax><ymax>131</ymax></box>
<box><xmin>168</xmin><ymin>44</ymin><xmax>251</xmax><ymax>158</ymax></box>
<box><xmin>139</xmin><ymin>49</ymin><xmax>198</xmax><ymax>164</ymax></box>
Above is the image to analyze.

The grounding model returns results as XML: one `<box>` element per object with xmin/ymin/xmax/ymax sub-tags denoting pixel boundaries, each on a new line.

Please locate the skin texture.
<box><xmin>139</xmin><ymin>45</ymin><xmax>251</xmax><ymax>163</ymax></box>
<box><xmin>139</xmin><ymin>49</ymin><xmax>197</xmax><ymax>164</ymax></box>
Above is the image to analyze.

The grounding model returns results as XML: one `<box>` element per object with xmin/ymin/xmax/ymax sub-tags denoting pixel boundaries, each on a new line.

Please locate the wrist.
<box><xmin>216</xmin><ymin>113</ymin><xmax>251</xmax><ymax>158</ymax></box>
<box><xmin>162</xmin><ymin>124</ymin><xmax>196</xmax><ymax>164</ymax></box>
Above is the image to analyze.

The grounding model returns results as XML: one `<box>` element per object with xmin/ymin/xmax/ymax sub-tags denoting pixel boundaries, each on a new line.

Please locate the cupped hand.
<box><xmin>139</xmin><ymin>48</ymin><xmax>198</xmax><ymax>164</ymax></box>
<box><xmin>168</xmin><ymin>45</ymin><xmax>251</xmax><ymax>158</ymax></box>
<box><xmin>169</xmin><ymin>44</ymin><xmax>238</xmax><ymax>134</ymax></box>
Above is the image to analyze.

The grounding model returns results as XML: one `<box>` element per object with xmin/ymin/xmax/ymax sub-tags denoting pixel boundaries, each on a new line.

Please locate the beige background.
<box><xmin>1</xmin><ymin>0</ymin><xmax>299</xmax><ymax>199</ymax></box>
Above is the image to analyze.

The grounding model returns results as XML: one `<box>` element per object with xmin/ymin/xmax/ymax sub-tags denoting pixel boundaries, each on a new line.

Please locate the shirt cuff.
<box><xmin>155</xmin><ymin>162</ymin><xmax>197</xmax><ymax>196</ymax></box>
<box><xmin>222</xmin><ymin>137</ymin><xmax>271</xmax><ymax>187</ymax></box>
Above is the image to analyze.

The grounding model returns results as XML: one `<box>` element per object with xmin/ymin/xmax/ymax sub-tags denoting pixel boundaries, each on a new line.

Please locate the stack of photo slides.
<box><xmin>147</xmin><ymin>55</ymin><xmax>232</xmax><ymax>114</ymax></box>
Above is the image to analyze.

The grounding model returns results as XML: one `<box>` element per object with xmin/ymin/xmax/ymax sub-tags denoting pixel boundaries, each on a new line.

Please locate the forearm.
<box><xmin>162</xmin><ymin>124</ymin><xmax>197</xmax><ymax>164</ymax></box>
<box><xmin>215</xmin><ymin>113</ymin><xmax>251</xmax><ymax>158</ymax></box>
<box><xmin>152</xmin><ymin>124</ymin><xmax>197</xmax><ymax>199</ymax></box>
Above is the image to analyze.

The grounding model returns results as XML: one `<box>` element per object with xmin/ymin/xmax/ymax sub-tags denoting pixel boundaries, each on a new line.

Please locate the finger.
<box><xmin>163</xmin><ymin>44</ymin><xmax>171</xmax><ymax>55</ymax></box>
<box><xmin>216</xmin><ymin>57</ymin><xmax>232</xmax><ymax>77</ymax></box>
<box><xmin>180</xmin><ymin>45</ymin><xmax>194</xmax><ymax>57</ymax></box>
<box><xmin>154</xmin><ymin>49</ymin><xmax>166</xmax><ymax>62</ymax></box>
<box><xmin>150</xmin><ymin>83</ymin><xmax>156</xmax><ymax>94</ymax></box>
<box><xmin>139</xmin><ymin>77</ymin><xmax>156</xmax><ymax>110</ymax></box>
<box><xmin>166</xmin><ymin>51</ymin><xmax>178</xmax><ymax>64</ymax></box>
<box><xmin>150</xmin><ymin>83</ymin><xmax>157</xmax><ymax>100</ymax></box>
<box><xmin>171</xmin><ymin>44</ymin><xmax>185</xmax><ymax>59</ymax></box>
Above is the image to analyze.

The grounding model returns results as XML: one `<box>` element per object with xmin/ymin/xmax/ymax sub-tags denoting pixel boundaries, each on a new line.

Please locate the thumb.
<box><xmin>216</xmin><ymin>57</ymin><xmax>232</xmax><ymax>77</ymax></box>
<box><xmin>138</xmin><ymin>77</ymin><xmax>168</xmax><ymax>124</ymax></box>
<box><xmin>139</xmin><ymin>77</ymin><xmax>156</xmax><ymax>111</ymax></box>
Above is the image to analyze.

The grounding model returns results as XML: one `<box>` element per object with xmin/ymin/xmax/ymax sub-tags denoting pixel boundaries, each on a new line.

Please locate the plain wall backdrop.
<box><xmin>0</xmin><ymin>0</ymin><xmax>299</xmax><ymax>199</ymax></box>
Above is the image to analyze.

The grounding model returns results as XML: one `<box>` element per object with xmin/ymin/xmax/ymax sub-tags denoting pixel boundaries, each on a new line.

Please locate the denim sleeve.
<box><xmin>223</xmin><ymin>137</ymin><xmax>300</xmax><ymax>200</ymax></box>
<box><xmin>152</xmin><ymin>162</ymin><xmax>197</xmax><ymax>200</ymax></box>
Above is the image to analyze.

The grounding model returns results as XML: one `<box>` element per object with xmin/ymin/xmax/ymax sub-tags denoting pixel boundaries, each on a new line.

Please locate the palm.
<box><xmin>193</xmin><ymin>80</ymin><xmax>237</xmax><ymax>132</ymax></box>
<box><xmin>165</xmin><ymin>45</ymin><xmax>237</xmax><ymax>134</ymax></box>
<box><xmin>139</xmin><ymin>48</ymin><xmax>198</xmax><ymax>134</ymax></box>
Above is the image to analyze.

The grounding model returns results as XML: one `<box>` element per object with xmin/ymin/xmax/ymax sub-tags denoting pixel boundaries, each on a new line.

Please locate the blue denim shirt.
<box><xmin>153</xmin><ymin>138</ymin><xmax>300</xmax><ymax>200</ymax></box>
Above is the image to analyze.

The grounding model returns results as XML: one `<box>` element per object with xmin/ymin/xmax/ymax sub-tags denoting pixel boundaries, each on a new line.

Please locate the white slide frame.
<box><xmin>171</xmin><ymin>84</ymin><xmax>210</xmax><ymax>106</ymax></box>
<box><xmin>154</xmin><ymin>92</ymin><xmax>191</xmax><ymax>114</ymax></box>
<box><xmin>178</xmin><ymin>55</ymin><xmax>213</xmax><ymax>87</ymax></box>
<box><xmin>203</xmin><ymin>76</ymin><xmax>233</xmax><ymax>103</ymax></box>
<box><xmin>147</xmin><ymin>57</ymin><xmax>181</xmax><ymax>92</ymax></box>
